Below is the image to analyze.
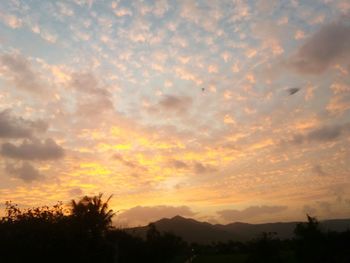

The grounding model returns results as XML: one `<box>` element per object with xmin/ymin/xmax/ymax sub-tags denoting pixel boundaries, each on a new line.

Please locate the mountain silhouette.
<box><xmin>127</xmin><ymin>216</ymin><xmax>350</xmax><ymax>244</ymax></box>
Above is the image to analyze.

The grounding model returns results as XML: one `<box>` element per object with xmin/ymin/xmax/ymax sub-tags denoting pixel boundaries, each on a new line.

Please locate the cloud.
<box><xmin>117</xmin><ymin>205</ymin><xmax>196</xmax><ymax>226</ymax></box>
<box><xmin>0</xmin><ymin>13</ymin><xmax>22</xmax><ymax>28</ymax></box>
<box><xmin>70</xmin><ymin>72</ymin><xmax>109</xmax><ymax>97</ymax></box>
<box><xmin>290</xmin><ymin>123</ymin><xmax>350</xmax><ymax>144</ymax></box>
<box><xmin>5</xmin><ymin>162</ymin><xmax>43</xmax><ymax>182</ymax></box>
<box><xmin>69</xmin><ymin>72</ymin><xmax>114</xmax><ymax>115</ymax></box>
<box><xmin>1</xmin><ymin>138</ymin><xmax>64</xmax><ymax>160</ymax></box>
<box><xmin>113</xmin><ymin>153</ymin><xmax>147</xmax><ymax>171</ymax></box>
<box><xmin>159</xmin><ymin>95</ymin><xmax>192</xmax><ymax>112</ymax></box>
<box><xmin>76</xmin><ymin>95</ymin><xmax>114</xmax><ymax>116</ymax></box>
<box><xmin>302</xmin><ymin>205</ymin><xmax>317</xmax><ymax>215</ymax></box>
<box><xmin>0</xmin><ymin>53</ymin><xmax>45</xmax><ymax>93</ymax></box>
<box><xmin>169</xmin><ymin>159</ymin><xmax>216</xmax><ymax>174</ymax></box>
<box><xmin>193</xmin><ymin>161</ymin><xmax>216</xmax><ymax>174</ymax></box>
<box><xmin>147</xmin><ymin>95</ymin><xmax>192</xmax><ymax>115</ymax></box>
<box><xmin>153</xmin><ymin>0</ymin><xmax>170</xmax><ymax>17</ymax></box>
<box><xmin>0</xmin><ymin>109</ymin><xmax>48</xmax><ymax>139</ymax></box>
<box><xmin>170</xmin><ymin>159</ymin><xmax>189</xmax><ymax>169</ymax></box>
<box><xmin>0</xmin><ymin>110</ymin><xmax>32</xmax><ymax>138</ymax></box>
<box><xmin>217</xmin><ymin>205</ymin><xmax>288</xmax><ymax>221</ymax></box>
<box><xmin>307</xmin><ymin>125</ymin><xmax>344</xmax><ymax>141</ymax></box>
<box><xmin>312</xmin><ymin>165</ymin><xmax>327</xmax><ymax>176</ymax></box>
<box><xmin>288</xmin><ymin>18</ymin><xmax>350</xmax><ymax>74</ymax></box>
<box><xmin>317</xmin><ymin>201</ymin><xmax>332</xmax><ymax>213</ymax></box>
<box><xmin>69</xmin><ymin>187</ymin><xmax>83</xmax><ymax>196</ymax></box>
<box><xmin>326</xmin><ymin>94</ymin><xmax>350</xmax><ymax>116</ymax></box>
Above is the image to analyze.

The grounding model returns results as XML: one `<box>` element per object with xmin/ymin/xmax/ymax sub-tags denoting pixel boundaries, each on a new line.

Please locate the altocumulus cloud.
<box><xmin>289</xmin><ymin>17</ymin><xmax>350</xmax><ymax>74</ymax></box>
<box><xmin>217</xmin><ymin>205</ymin><xmax>288</xmax><ymax>221</ymax></box>
<box><xmin>117</xmin><ymin>205</ymin><xmax>196</xmax><ymax>226</ymax></box>
<box><xmin>1</xmin><ymin>138</ymin><xmax>64</xmax><ymax>160</ymax></box>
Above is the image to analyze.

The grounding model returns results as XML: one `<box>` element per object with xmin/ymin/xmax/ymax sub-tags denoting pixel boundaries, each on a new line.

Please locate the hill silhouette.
<box><xmin>127</xmin><ymin>215</ymin><xmax>350</xmax><ymax>243</ymax></box>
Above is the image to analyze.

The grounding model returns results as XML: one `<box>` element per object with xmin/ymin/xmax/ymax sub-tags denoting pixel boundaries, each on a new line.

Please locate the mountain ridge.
<box><xmin>125</xmin><ymin>215</ymin><xmax>350</xmax><ymax>244</ymax></box>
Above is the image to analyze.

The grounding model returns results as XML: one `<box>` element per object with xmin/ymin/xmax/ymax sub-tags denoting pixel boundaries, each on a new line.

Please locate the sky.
<box><xmin>0</xmin><ymin>0</ymin><xmax>350</xmax><ymax>227</ymax></box>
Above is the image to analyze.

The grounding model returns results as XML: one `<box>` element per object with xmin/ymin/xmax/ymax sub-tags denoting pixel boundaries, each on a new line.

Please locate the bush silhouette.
<box><xmin>0</xmin><ymin>195</ymin><xmax>115</xmax><ymax>263</ymax></box>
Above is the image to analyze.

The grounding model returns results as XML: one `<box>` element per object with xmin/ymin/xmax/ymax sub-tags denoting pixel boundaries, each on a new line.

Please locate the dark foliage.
<box><xmin>0</xmin><ymin>195</ymin><xmax>188</xmax><ymax>263</ymax></box>
<box><xmin>1</xmin><ymin>199</ymin><xmax>350</xmax><ymax>263</ymax></box>
<box><xmin>246</xmin><ymin>232</ymin><xmax>282</xmax><ymax>263</ymax></box>
<box><xmin>293</xmin><ymin>215</ymin><xmax>350</xmax><ymax>263</ymax></box>
<box><xmin>0</xmin><ymin>195</ymin><xmax>115</xmax><ymax>263</ymax></box>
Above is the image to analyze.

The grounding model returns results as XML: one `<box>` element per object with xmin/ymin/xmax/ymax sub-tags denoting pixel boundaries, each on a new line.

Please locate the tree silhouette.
<box><xmin>294</xmin><ymin>214</ymin><xmax>324</xmax><ymax>263</ymax></box>
<box><xmin>70</xmin><ymin>193</ymin><xmax>115</xmax><ymax>239</ymax></box>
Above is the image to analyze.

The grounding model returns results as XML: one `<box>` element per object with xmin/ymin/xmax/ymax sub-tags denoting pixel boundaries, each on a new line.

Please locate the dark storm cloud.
<box><xmin>288</xmin><ymin>18</ymin><xmax>350</xmax><ymax>74</ymax></box>
<box><xmin>0</xmin><ymin>53</ymin><xmax>44</xmax><ymax>93</ymax></box>
<box><xmin>117</xmin><ymin>205</ymin><xmax>196</xmax><ymax>225</ymax></box>
<box><xmin>217</xmin><ymin>205</ymin><xmax>287</xmax><ymax>221</ymax></box>
<box><xmin>1</xmin><ymin>138</ymin><xmax>64</xmax><ymax>160</ymax></box>
<box><xmin>5</xmin><ymin>162</ymin><xmax>43</xmax><ymax>182</ymax></box>
<box><xmin>0</xmin><ymin>109</ymin><xmax>48</xmax><ymax>138</ymax></box>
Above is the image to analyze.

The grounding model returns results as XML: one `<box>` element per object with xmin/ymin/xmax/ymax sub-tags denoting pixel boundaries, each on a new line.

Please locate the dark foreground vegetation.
<box><xmin>0</xmin><ymin>195</ymin><xmax>349</xmax><ymax>263</ymax></box>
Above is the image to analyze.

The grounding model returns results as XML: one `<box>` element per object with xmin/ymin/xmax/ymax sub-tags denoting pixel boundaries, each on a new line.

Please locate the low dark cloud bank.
<box><xmin>218</xmin><ymin>205</ymin><xmax>288</xmax><ymax>221</ymax></box>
